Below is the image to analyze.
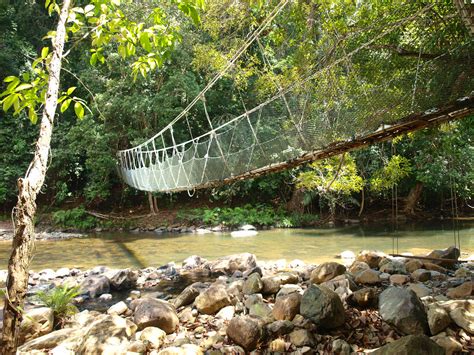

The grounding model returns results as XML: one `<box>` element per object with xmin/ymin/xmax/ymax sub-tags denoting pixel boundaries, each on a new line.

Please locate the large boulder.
<box><xmin>310</xmin><ymin>262</ymin><xmax>346</xmax><ymax>284</ymax></box>
<box><xmin>19</xmin><ymin>307</ymin><xmax>54</xmax><ymax>344</ymax></box>
<box><xmin>449</xmin><ymin>307</ymin><xmax>474</xmax><ymax>334</ymax></box>
<box><xmin>261</xmin><ymin>272</ymin><xmax>299</xmax><ymax>295</ymax></box>
<box><xmin>17</xmin><ymin>328</ymin><xmax>83</xmax><ymax>353</ymax></box>
<box><xmin>379</xmin><ymin>287</ymin><xmax>428</xmax><ymax>335</ymax></box>
<box><xmin>242</xmin><ymin>273</ymin><xmax>263</xmax><ymax>295</ymax></box>
<box><xmin>208</xmin><ymin>253</ymin><xmax>257</xmax><ymax>274</ymax></box>
<box><xmin>132</xmin><ymin>298</ymin><xmax>179</xmax><ymax>333</ymax></box>
<box><xmin>446</xmin><ymin>281</ymin><xmax>473</xmax><ymax>299</ymax></box>
<box><xmin>354</xmin><ymin>269</ymin><xmax>381</xmax><ymax>285</ymax></box>
<box><xmin>371</xmin><ymin>335</ymin><xmax>444</xmax><ymax>355</ymax></box>
<box><xmin>194</xmin><ymin>284</ymin><xmax>231</xmax><ymax>314</ymax></box>
<box><xmin>80</xmin><ymin>275</ymin><xmax>110</xmax><ymax>298</ymax></box>
<box><xmin>273</xmin><ymin>292</ymin><xmax>301</xmax><ymax>321</ymax></box>
<box><xmin>356</xmin><ymin>251</ymin><xmax>384</xmax><ymax>268</ymax></box>
<box><xmin>173</xmin><ymin>282</ymin><xmax>207</xmax><ymax>308</ymax></box>
<box><xmin>300</xmin><ymin>284</ymin><xmax>345</xmax><ymax>329</ymax></box>
<box><xmin>226</xmin><ymin>315</ymin><xmax>264</xmax><ymax>351</ymax></box>
<box><xmin>427</xmin><ymin>305</ymin><xmax>451</xmax><ymax>335</ymax></box>
<box><xmin>379</xmin><ymin>260</ymin><xmax>406</xmax><ymax>275</ymax></box>
<box><xmin>109</xmin><ymin>269</ymin><xmax>137</xmax><ymax>290</ymax></box>
<box><xmin>77</xmin><ymin>314</ymin><xmax>137</xmax><ymax>354</ymax></box>
<box><xmin>426</xmin><ymin>246</ymin><xmax>459</xmax><ymax>268</ymax></box>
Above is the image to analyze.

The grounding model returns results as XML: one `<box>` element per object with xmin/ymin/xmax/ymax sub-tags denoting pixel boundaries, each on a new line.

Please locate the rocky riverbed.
<box><xmin>2</xmin><ymin>246</ymin><xmax>473</xmax><ymax>354</ymax></box>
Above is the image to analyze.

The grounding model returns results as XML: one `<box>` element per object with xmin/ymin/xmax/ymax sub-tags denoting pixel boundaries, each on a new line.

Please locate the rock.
<box><xmin>449</xmin><ymin>307</ymin><xmax>474</xmax><ymax>334</ymax></box>
<box><xmin>109</xmin><ymin>269</ymin><xmax>137</xmax><ymax>290</ymax></box>
<box><xmin>332</xmin><ymin>338</ymin><xmax>352</xmax><ymax>355</ymax></box>
<box><xmin>19</xmin><ymin>307</ymin><xmax>54</xmax><ymax>343</ymax></box>
<box><xmin>56</xmin><ymin>268</ymin><xmax>70</xmax><ymax>278</ymax></box>
<box><xmin>261</xmin><ymin>272</ymin><xmax>299</xmax><ymax>294</ymax></box>
<box><xmin>107</xmin><ymin>301</ymin><xmax>128</xmax><ymax>316</ymax></box>
<box><xmin>408</xmin><ymin>283</ymin><xmax>432</xmax><ymax>298</ymax></box>
<box><xmin>379</xmin><ymin>287</ymin><xmax>428</xmax><ymax>335</ymax></box>
<box><xmin>242</xmin><ymin>273</ymin><xmax>263</xmax><ymax>295</ymax></box>
<box><xmin>266</xmin><ymin>320</ymin><xmax>294</xmax><ymax>337</ymax></box>
<box><xmin>208</xmin><ymin>253</ymin><xmax>257</xmax><ymax>274</ymax></box>
<box><xmin>300</xmin><ymin>284</ymin><xmax>345</xmax><ymax>329</ymax></box>
<box><xmin>446</xmin><ymin>281</ymin><xmax>473</xmax><ymax>298</ymax></box>
<box><xmin>99</xmin><ymin>293</ymin><xmax>112</xmax><ymax>301</ymax></box>
<box><xmin>310</xmin><ymin>262</ymin><xmax>346</xmax><ymax>284</ymax></box>
<box><xmin>178</xmin><ymin>307</ymin><xmax>195</xmax><ymax>324</ymax></box>
<box><xmin>289</xmin><ymin>329</ymin><xmax>314</xmax><ymax>347</ymax></box>
<box><xmin>405</xmin><ymin>260</ymin><xmax>423</xmax><ymax>273</ymax></box>
<box><xmin>340</xmin><ymin>250</ymin><xmax>356</xmax><ymax>267</ymax></box>
<box><xmin>242</xmin><ymin>266</ymin><xmax>262</xmax><ymax>278</ymax></box>
<box><xmin>379</xmin><ymin>260</ymin><xmax>406</xmax><ymax>275</ymax></box>
<box><xmin>182</xmin><ymin>255</ymin><xmax>204</xmax><ymax>269</ymax></box>
<box><xmin>128</xmin><ymin>340</ymin><xmax>147</xmax><ymax>353</ymax></box>
<box><xmin>273</xmin><ymin>292</ymin><xmax>301</xmax><ymax>321</ymax></box>
<box><xmin>430</xmin><ymin>333</ymin><xmax>463</xmax><ymax>355</ymax></box>
<box><xmin>248</xmin><ymin>300</ymin><xmax>272</xmax><ymax>319</ymax></box>
<box><xmin>173</xmin><ymin>282</ymin><xmax>207</xmax><ymax>308</ymax></box>
<box><xmin>348</xmin><ymin>261</ymin><xmax>370</xmax><ymax>274</ymax></box>
<box><xmin>195</xmin><ymin>285</ymin><xmax>231</xmax><ymax>314</ymax></box>
<box><xmin>277</xmin><ymin>284</ymin><xmax>303</xmax><ymax>297</ymax></box>
<box><xmin>427</xmin><ymin>246</ymin><xmax>459</xmax><ymax>268</ymax></box>
<box><xmin>80</xmin><ymin>275</ymin><xmax>110</xmax><ymax>298</ymax></box>
<box><xmin>77</xmin><ymin>314</ymin><xmax>137</xmax><ymax>354</ymax></box>
<box><xmin>321</xmin><ymin>274</ymin><xmax>357</xmax><ymax>304</ymax></box>
<box><xmin>454</xmin><ymin>267</ymin><xmax>470</xmax><ymax>278</ymax></box>
<box><xmin>132</xmin><ymin>298</ymin><xmax>179</xmax><ymax>333</ymax></box>
<box><xmin>349</xmin><ymin>287</ymin><xmax>377</xmax><ymax>308</ymax></box>
<box><xmin>354</xmin><ymin>269</ymin><xmax>381</xmax><ymax>284</ymax></box>
<box><xmin>268</xmin><ymin>338</ymin><xmax>287</xmax><ymax>352</ymax></box>
<box><xmin>226</xmin><ymin>316</ymin><xmax>264</xmax><ymax>351</ymax></box>
<box><xmin>371</xmin><ymin>334</ymin><xmax>444</xmax><ymax>355</ymax></box>
<box><xmin>39</xmin><ymin>269</ymin><xmax>57</xmax><ymax>281</ymax></box>
<box><xmin>427</xmin><ymin>306</ymin><xmax>451</xmax><ymax>335</ymax></box>
<box><xmin>17</xmin><ymin>328</ymin><xmax>83</xmax><ymax>353</ymax></box>
<box><xmin>157</xmin><ymin>344</ymin><xmax>203</xmax><ymax>355</ymax></box>
<box><xmin>139</xmin><ymin>326</ymin><xmax>166</xmax><ymax>349</ymax></box>
<box><xmin>216</xmin><ymin>305</ymin><xmax>235</xmax><ymax>321</ymax></box>
<box><xmin>200</xmin><ymin>333</ymin><xmax>224</xmax><ymax>350</ymax></box>
<box><xmin>226</xmin><ymin>279</ymin><xmax>244</xmax><ymax>298</ymax></box>
<box><xmin>390</xmin><ymin>274</ymin><xmax>410</xmax><ymax>285</ymax></box>
<box><xmin>423</xmin><ymin>262</ymin><xmax>447</xmax><ymax>273</ymax></box>
<box><xmin>356</xmin><ymin>250</ymin><xmax>384</xmax><ymax>269</ymax></box>
<box><xmin>411</xmin><ymin>269</ymin><xmax>431</xmax><ymax>282</ymax></box>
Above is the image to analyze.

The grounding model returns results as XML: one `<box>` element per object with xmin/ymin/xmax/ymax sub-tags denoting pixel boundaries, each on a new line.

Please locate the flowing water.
<box><xmin>0</xmin><ymin>222</ymin><xmax>472</xmax><ymax>270</ymax></box>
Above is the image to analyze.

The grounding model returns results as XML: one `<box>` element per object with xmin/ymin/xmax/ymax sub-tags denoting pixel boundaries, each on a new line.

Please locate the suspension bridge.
<box><xmin>116</xmin><ymin>1</ymin><xmax>474</xmax><ymax>193</ymax></box>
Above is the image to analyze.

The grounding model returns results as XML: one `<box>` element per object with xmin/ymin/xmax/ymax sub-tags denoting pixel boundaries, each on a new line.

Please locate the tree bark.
<box><xmin>1</xmin><ymin>1</ymin><xmax>71</xmax><ymax>353</ymax></box>
<box><xmin>403</xmin><ymin>181</ymin><xmax>423</xmax><ymax>215</ymax></box>
<box><xmin>148</xmin><ymin>192</ymin><xmax>157</xmax><ymax>214</ymax></box>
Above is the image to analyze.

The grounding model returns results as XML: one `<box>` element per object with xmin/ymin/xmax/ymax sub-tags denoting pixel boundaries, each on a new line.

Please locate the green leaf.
<box><xmin>28</xmin><ymin>107</ymin><xmax>38</xmax><ymax>124</ymax></box>
<box><xmin>67</xmin><ymin>87</ymin><xmax>76</xmax><ymax>95</ymax></box>
<box><xmin>3</xmin><ymin>76</ymin><xmax>17</xmax><ymax>83</ymax></box>
<box><xmin>2</xmin><ymin>94</ymin><xmax>17</xmax><ymax>112</ymax></box>
<box><xmin>60</xmin><ymin>99</ymin><xmax>72</xmax><ymax>113</ymax></box>
<box><xmin>14</xmin><ymin>84</ymin><xmax>33</xmax><ymax>92</ymax></box>
<box><xmin>90</xmin><ymin>53</ymin><xmax>97</xmax><ymax>66</ymax></box>
<box><xmin>41</xmin><ymin>47</ymin><xmax>49</xmax><ymax>59</ymax></box>
<box><xmin>74</xmin><ymin>101</ymin><xmax>84</xmax><ymax>119</ymax></box>
<box><xmin>140</xmin><ymin>32</ymin><xmax>152</xmax><ymax>52</ymax></box>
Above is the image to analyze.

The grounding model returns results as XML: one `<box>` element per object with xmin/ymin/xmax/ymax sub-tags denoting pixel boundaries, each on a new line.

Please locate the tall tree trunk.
<box><xmin>148</xmin><ymin>192</ymin><xmax>157</xmax><ymax>214</ymax></box>
<box><xmin>1</xmin><ymin>1</ymin><xmax>71</xmax><ymax>353</ymax></box>
<box><xmin>403</xmin><ymin>181</ymin><xmax>423</xmax><ymax>215</ymax></box>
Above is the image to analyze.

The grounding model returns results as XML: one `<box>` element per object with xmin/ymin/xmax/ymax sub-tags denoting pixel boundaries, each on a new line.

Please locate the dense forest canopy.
<box><xmin>0</xmin><ymin>0</ymin><xmax>472</xmax><ymax>217</ymax></box>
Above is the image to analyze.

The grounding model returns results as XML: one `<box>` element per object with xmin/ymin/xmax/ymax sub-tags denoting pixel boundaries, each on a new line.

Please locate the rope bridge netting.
<box><xmin>116</xmin><ymin>1</ymin><xmax>473</xmax><ymax>193</ymax></box>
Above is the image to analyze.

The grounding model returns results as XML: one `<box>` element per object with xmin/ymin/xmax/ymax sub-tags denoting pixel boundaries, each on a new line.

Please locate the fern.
<box><xmin>36</xmin><ymin>285</ymin><xmax>80</xmax><ymax>325</ymax></box>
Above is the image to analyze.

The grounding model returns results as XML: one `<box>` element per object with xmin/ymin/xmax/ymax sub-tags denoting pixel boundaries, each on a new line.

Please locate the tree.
<box><xmin>0</xmin><ymin>0</ymin><xmax>202</xmax><ymax>351</ymax></box>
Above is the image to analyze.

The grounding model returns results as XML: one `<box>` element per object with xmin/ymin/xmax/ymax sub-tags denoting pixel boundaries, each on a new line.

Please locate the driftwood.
<box><xmin>86</xmin><ymin>211</ymin><xmax>151</xmax><ymax>220</ymax></box>
<box><xmin>389</xmin><ymin>253</ymin><xmax>461</xmax><ymax>263</ymax></box>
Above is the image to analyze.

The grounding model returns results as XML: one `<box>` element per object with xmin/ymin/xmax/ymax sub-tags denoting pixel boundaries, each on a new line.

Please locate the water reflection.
<box><xmin>0</xmin><ymin>222</ymin><xmax>472</xmax><ymax>270</ymax></box>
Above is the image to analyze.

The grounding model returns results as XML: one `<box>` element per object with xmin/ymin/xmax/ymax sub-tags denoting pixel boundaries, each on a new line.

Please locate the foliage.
<box><xmin>36</xmin><ymin>285</ymin><xmax>80</xmax><ymax>324</ymax></box>
<box><xmin>52</xmin><ymin>207</ymin><xmax>97</xmax><ymax>230</ymax></box>
<box><xmin>370</xmin><ymin>155</ymin><xmax>412</xmax><ymax>192</ymax></box>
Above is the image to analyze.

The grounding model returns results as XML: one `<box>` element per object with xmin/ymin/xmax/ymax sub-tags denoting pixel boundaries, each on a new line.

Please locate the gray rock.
<box><xmin>273</xmin><ymin>292</ymin><xmax>301</xmax><ymax>321</ymax></box>
<box><xmin>389</xmin><ymin>274</ymin><xmax>410</xmax><ymax>285</ymax></box>
<box><xmin>408</xmin><ymin>283</ymin><xmax>432</xmax><ymax>298</ymax></box>
<box><xmin>17</xmin><ymin>328</ymin><xmax>83</xmax><ymax>352</ymax></box>
<box><xmin>173</xmin><ymin>282</ymin><xmax>207</xmax><ymax>308</ymax></box>
<box><xmin>371</xmin><ymin>334</ymin><xmax>444</xmax><ymax>355</ymax></box>
<box><xmin>300</xmin><ymin>284</ymin><xmax>345</xmax><ymax>329</ymax></box>
<box><xmin>332</xmin><ymin>338</ymin><xmax>352</xmax><ymax>355</ymax></box>
<box><xmin>266</xmin><ymin>320</ymin><xmax>294</xmax><ymax>337</ymax></box>
<box><xmin>348</xmin><ymin>261</ymin><xmax>370</xmax><ymax>274</ymax></box>
<box><xmin>379</xmin><ymin>287</ymin><xmax>429</xmax><ymax>335</ymax></box>
<box><xmin>109</xmin><ymin>269</ymin><xmax>137</xmax><ymax>290</ymax></box>
<box><xmin>289</xmin><ymin>329</ymin><xmax>314</xmax><ymax>347</ymax></box>
<box><xmin>132</xmin><ymin>298</ymin><xmax>179</xmax><ymax>333</ymax></box>
<box><xmin>242</xmin><ymin>273</ymin><xmax>263</xmax><ymax>295</ymax></box>
<box><xmin>411</xmin><ymin>269</ymin><xmax>431</xmax><ymax>282</ymax></box>
<box><xmin>81</xmin><ymin>275</ymin><xmax>110</xmax><ymax>298</ymax></box>
<box><xmin>427</xmin><ymin>246</ymin><xmax>459</xmax><ymax>268</ymax></box>
<box><xmin>261</xmin><ymin>272</ymin><xmax>299</xmax><ymax>294</ymax></box>
<box><xmin>379</xmin><ymin>260</ymin><xmax>407</xmax><ymax>275</ymax></box>
<box><xmin>226</xmin><ymin>315</ymin><xmax>264</xmax><ymax>351</ymax></box>
<box><xmin>430</xmin><ymin>333</ymin><xmax>463</xmax><ymax>355</ymax></box>
<box><xmin>449</xmin><ymin>307</ymin><xmax>474</xmax><ymax>334</ymax></box>
<box><xmin>427</xmin><ymin>306</ymin><xmax>451</xmax><ymax>335</ymax></box>
<box><xmin>194</xmin><ymin>285</ymin><xmax>231</xmax><ymax>314</ymax></box>
<box><xmin>19</xmin><ymin>307</ymin><xmax>54</xmax><ymax>344</ymax></box>
<box><xmin>310</xmin><ymin>262</ymin><xmax>346</xmax><ymax>284</ymax></box>
<box><xmin>208</xmin><ymin>253</ymin><xmax>257</xmax><ymax>274</ymax></box>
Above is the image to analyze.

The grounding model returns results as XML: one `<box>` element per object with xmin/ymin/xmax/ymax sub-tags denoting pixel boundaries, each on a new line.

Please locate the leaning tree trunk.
<box><xmin>1</xmin><ymin>1</ymin><xmax>71</xmax><ymax>353</ymax></box>
<box><xmin>403</xmin><ymin>181</ymin><xmax>423</xmax><ymax>216</ymax></box>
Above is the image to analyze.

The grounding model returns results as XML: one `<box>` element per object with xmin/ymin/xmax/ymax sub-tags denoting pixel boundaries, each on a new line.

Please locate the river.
<box><xmin>0</xmin><ymin>221</ymin><xmax>472</xmax><ymax>270</ymax></box>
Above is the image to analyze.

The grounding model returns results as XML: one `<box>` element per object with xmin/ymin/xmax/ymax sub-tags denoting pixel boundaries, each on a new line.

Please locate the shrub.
<box><xmin>36</xmin><ymin>285</ymin><xmax>80</xmax><ymax>326</ymax></box>
<box><xmin>52</xmin><ymin>207</ymin><xmax>97</xmax><ymax>230</ymax></box>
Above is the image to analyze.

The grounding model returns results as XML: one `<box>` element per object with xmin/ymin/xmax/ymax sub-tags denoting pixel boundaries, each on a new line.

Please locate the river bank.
<box><xmin>2</xmin><ymin>247</ymin><xmax>473</xmax><ymax>354</ymax></box>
